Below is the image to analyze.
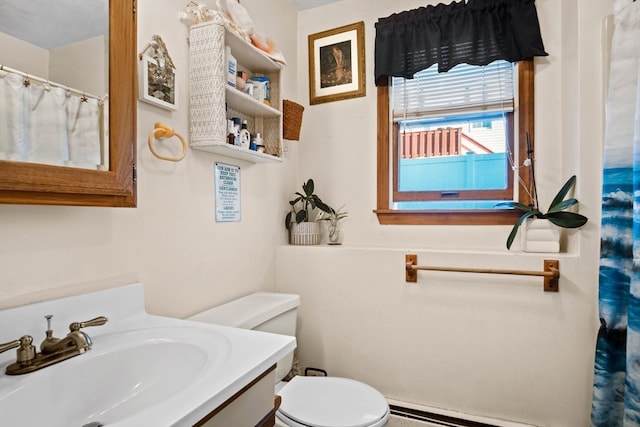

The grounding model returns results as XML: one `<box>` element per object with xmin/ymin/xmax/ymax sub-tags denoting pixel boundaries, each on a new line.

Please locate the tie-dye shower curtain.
<box><xmin>591</xmin><ymin>1</ymin><xmax>640</xmax><ymax>426</ymax></box>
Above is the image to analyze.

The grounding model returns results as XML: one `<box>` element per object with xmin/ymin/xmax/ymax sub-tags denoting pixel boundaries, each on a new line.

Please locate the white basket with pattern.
<box><xmin>189</xmin><ymin>18</ymin><xmax>227</xmax><ymax>148</ymax></box>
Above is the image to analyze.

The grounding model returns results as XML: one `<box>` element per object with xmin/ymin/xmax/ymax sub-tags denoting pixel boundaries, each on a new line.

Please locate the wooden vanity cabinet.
<box><xmin>194</xmin><ymin>365</ymin><xmax>278</xmax><ymax>427</ymax></box>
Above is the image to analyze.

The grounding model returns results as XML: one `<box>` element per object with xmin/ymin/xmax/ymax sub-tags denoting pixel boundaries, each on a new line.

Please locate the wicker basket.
<box><xmin>283</xmin><ymin>100</ymin><xmax>304</xmax><ymax>141</ymax></box>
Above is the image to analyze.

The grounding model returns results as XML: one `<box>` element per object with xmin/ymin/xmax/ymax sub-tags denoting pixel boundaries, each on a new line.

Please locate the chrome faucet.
<box><xmin>0</xmin><ymin>315</ymin><xmax>108</xmax><ymax>375</ymax></box>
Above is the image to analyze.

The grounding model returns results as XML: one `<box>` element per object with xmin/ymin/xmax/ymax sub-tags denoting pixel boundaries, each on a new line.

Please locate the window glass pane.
<box><xmin>397</xmin><ymin>112</ymin><xmax>510</xmax><ymax>192</ymax></box>
<box><xmin>392</xmin><ymin>61</ymin><xmax>515</xmax><ymax>200</ymax></box>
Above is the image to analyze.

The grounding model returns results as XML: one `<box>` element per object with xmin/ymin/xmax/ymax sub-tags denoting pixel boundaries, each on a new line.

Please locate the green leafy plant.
<box><xmin>285</xmin><ymin>179</ymin><xmax>332</xmax><ymax>230</ymax></box>
<box><xmin>498</xmin><ymin>175</ymin><xmax>588</xmax><ymax>249</ymax></box>
<box><xmin>496</xmin><ymin>133</ymin><xmax>588</xmax><ymax>249</ymax></box>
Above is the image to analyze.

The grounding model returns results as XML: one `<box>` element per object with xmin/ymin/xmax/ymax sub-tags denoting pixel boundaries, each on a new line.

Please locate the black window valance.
<box><xmin>374</xmin><ymin>0</ymin><xmax>548</xmax><ymax>84</ymax></box>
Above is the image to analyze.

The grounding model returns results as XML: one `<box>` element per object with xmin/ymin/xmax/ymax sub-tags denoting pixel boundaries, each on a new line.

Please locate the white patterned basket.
<box><xmin>189</xmin><ymin>18</ymin><xmax>227</xmax><ymax>147</ymax></box>
<box><xmin>290</xmin><ymin>222</ymin><xmax>321</xmax><ymax>245</ymax></box>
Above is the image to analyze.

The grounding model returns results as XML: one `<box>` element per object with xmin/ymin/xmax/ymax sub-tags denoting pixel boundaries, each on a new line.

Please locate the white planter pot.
<box><xmin>521</xmin><ymin>218</ymin><xmax>560</xmax><ymax>253</ymax></box>
<box><xmin>290</xmin><ymin>222</ymin><xmax>320</xmax><ymax>245</ymax></box>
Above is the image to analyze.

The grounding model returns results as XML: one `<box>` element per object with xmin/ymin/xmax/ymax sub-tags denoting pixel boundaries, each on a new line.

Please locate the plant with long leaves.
<box><xmin>285</xmin><ymin>179</ymin><xmax>332</xmax><ymax>230</ymax></box>
<box><xmin>317</xmin><ymin>204</ymin><xmax>349</xmax><ymax>226</ymax></box>
<box><xmin>497</xmin><ymin>175</ymin><xmax>588</xmax><ymax>249</ymax></box>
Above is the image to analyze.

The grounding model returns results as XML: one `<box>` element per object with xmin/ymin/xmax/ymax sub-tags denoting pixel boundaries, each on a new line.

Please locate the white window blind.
<box><xmin>392</xmin><ymin>60</ymin><xmax>515</xmax><ymax>120</ymax></box>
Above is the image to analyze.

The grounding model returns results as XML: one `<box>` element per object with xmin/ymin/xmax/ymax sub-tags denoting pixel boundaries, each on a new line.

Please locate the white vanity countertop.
<box><xmin>0</xmin><ymin>283</ymin><xmax>296</xmax><ymax>427</ymax></box>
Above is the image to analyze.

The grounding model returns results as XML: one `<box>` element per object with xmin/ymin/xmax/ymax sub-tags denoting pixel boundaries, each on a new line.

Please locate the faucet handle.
<box><xmin>0</xmin><ymin>339</ymin><xmax>21</xmax><ymax>354</ymax></box>
<box><xmin>0</xmin><ymin>336</ymin><xmax>36</xmax><ymax>364</ymax></box>
<box><xmin>69</xmin><ymin>316</ymin><xmax>108</xmax><ymax>332</ymax></box>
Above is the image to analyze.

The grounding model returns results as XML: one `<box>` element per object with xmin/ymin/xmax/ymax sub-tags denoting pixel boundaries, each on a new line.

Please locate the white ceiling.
<box><xmin>0</xmin><ymin>0</ymin><xmax>339</xmax><ymax>51</ymax></box>
<box><xmin>290</xmin><ymin>0</ymin><xmax>341</xmax><ymax>10</ymax></box>
<box><xmin>0</xmin><ymin>0</ymin><xmax>108</xmax><ymax>50</ymax></box>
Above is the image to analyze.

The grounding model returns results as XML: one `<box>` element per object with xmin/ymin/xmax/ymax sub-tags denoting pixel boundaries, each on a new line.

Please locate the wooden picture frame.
<box><xmin>138</xmin><ymin>54</ymin><xmax>178</xmax><ymax>111</ymax></box>
<box><xmin>308</xmin><ymin>21</ymin><xmax>366</xmax><ymax>105</ymax></box>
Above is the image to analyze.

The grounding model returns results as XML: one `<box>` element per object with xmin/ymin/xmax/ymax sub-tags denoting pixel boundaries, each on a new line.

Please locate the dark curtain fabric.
<box><xmin>374</xmin><ymin>0</ymin><xmax>548</xmax><ymax>83</ymax></box>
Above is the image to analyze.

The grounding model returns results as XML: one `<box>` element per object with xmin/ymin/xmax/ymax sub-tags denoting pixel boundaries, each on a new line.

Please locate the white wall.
<box><xmin>0</xmin><ymin>0</ymin><xmax>299</xmax><ymax>316</ymax></box>
<box><xmin>0</xmin><ymin>0</ymin><xmax>610</xmax><ymax>425</ymax></box>
<box><xmin>274</xmin><ymin>0</ymin><xmax>611</xmax><ymax>426</ymax></box>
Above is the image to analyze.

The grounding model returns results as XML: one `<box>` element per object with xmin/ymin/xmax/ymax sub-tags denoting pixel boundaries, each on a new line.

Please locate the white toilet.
<box><xmin>188</xmin><ymin>292</ymin><xmax>390</xmax><ymax>427</ymax></box>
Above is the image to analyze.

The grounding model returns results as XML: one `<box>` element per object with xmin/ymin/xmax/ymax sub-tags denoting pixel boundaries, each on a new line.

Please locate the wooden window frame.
<box><xmin>375</xmin><ymin>60</ymin><xmax>535</xmax><ymax>225</ymax></box>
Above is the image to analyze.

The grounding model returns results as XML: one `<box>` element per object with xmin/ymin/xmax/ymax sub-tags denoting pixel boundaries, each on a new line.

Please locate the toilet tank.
<box><xmin>188</xmin><ymin>292</ymin><xmax>300</xmax><ymax>381</ymax></box>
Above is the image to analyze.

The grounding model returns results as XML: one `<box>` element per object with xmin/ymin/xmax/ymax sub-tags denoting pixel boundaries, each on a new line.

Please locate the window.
<box><xmin>393</xmin><ymin>60</ymin><xmax>515</xmax><ymax>209</ymax></box>
<box><xmin>375</xmin><ymin>60</ymin><xmax>535</xmax><ymax>225</ymax></box>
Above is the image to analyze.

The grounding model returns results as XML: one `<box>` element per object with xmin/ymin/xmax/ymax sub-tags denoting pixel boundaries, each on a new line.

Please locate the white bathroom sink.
<box><xmin>0</xmin><ymin>326</ymin><xmax>231</xmax><ymax>427</ymax></box>
<box><xmin>0</xmin><ymin>284</ymin><xmax>296</xmax><ymax>427</ymax></box>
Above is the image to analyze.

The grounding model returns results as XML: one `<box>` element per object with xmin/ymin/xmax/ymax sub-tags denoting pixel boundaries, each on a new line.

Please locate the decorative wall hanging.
<box><xmin>138</xmin><ymin>35</ymin><xmax>178</xmax><ymax>111</ymax></box>
<box><xmin>307</xmin><ymin>21</ymin><xmax>366</xmax><ymax>105</ymax></box>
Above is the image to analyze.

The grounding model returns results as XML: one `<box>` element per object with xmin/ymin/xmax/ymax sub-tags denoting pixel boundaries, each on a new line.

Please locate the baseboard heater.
<box><xmin>390</xmin><ymin>405</ymin><xmax>499</xmax><ymax>427</ymax></box>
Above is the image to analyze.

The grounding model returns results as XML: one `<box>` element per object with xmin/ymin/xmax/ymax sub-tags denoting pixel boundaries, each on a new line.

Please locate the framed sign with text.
<box><xmin>214</xmin><ymin>162</ymin><xmax>241</xmax><ymax>222</ymax></box>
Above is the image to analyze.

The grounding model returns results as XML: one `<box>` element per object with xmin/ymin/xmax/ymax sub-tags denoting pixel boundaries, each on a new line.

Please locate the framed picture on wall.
<box><xmin>138</xmin><ymin>54</ymin><xmax>178</xmax><ymax>111</ymax></box>
<box><xmin>308</xmin><ymin>21</ymin><xmax>366</xmax><ymax>105</ymax></box>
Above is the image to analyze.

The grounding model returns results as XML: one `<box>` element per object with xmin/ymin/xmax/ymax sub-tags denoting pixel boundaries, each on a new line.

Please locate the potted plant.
<box><xmin>497</xmin><ymin>135</ymin><xmax>588</xmax><ymax>250</ymax></box>
<box><xmin>285</xmin><ymin>179</ymin><xmax>332</xmax><ymax>245</ymax></box>
<box><xmin>318</xmin><ymin>205</ymin><xmax>348</xmax><ymax>245</ymax></box>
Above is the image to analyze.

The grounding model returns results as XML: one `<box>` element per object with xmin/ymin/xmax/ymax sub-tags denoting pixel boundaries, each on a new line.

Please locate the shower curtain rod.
<box><xmin>0</xmin><ymin>64</ymin><xmax>106</xmax><ymax>102</ymax></box>
<box><xmin>405</xmin><ymin>254</ymin><xmax>560</xmax><ymax>292</ymax></box>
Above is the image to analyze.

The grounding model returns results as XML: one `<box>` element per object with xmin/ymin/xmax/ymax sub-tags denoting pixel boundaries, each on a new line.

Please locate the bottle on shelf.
<box><xmin>227</xmin><ymin>120</ymin><xmax>236</xmax><ymax>145</ymax></box>
<box><xmin>251</xmin><ymin>76</ymin><xmax>270</xmax><ymax>104</ymax></box>
<box><xmin>225</xmin><ymin>46</ymin><xmax>237</xmax><ymax>88</ymax></box>
<box><xmin>253</xmin><ymin>133</ymin><xmax>264</xmax><ymax>152</ymax></box>
<box><xmin>239</xmin><ymin>120</ymin><xmax>251</xmax><ymax>149</ymax></box>
<box><xmin>231</xmin><ymin>117</ymin><xmax>242</xmax><ymax>146</ymax></box>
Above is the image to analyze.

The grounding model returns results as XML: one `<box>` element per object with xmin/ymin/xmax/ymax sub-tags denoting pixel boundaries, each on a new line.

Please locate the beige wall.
<box><xmin>275</xmin><ymin>0</ymin><xmax>611</xmax><ymax>426</ymax></box>
<box><xmin>0</xmin><ymin>33</ymin><xmax>105</xmax><ymax>95</ymax></box>
<box><xmin>0</xmin><ymin>0</ymin><xmax>299</xmax><ymax>315</ymax></box>
<box><xmin>0</xmin><ymin>0</ymin><xmax>610</xmax><ymax>425</ymax></box>
<box><xmin>0</xmin><ymin>32</ymin><xmax>49</xmax><ymax>77</ymax></box>
<box><xmin>49</xmin><ymin>36</ymin><xmax>107</xmax><ymax>96</ymax></box>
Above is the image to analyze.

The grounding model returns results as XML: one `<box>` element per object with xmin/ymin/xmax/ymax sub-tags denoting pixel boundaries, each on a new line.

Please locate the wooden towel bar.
<box><xmin>405</xmin><ymin>254</ymin><xmax>560</xmax><ymax>292</ymax></box>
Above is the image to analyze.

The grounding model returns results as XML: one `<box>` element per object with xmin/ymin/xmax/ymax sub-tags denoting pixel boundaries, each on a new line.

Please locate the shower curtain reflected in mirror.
<box><xmin>0</xmin><ymin>68</ymin><xmax>104</xmax><ymax>169</ymax></box>
<box><xmin>591</xmin><ymin>1</ymin><xmax>640</xmax><ymax>425</ymax></box>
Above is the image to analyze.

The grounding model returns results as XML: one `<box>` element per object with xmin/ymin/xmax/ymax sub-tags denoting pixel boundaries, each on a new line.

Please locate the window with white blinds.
<box><xmin>391</xmin><ymin>60</ymin><xmax>515</xmax><ymax>121</ymax></box>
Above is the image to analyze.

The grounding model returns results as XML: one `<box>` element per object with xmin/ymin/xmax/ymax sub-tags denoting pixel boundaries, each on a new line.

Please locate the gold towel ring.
<box><xmin>148</xmin><ymin>122</ymin><xmax>187</xmax><ymax>162</ymax></box>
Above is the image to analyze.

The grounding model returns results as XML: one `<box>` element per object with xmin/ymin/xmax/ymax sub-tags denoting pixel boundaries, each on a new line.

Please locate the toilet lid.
<box><xmin>278</xmin><ymin>376</ymin><xmax>389</xmax><ymax>427</ymax></box>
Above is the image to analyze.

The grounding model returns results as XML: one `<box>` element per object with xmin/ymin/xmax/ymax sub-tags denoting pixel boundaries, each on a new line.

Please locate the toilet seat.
<box><xmin>276</xmin><ymin>376</ymin><xmax>390</xmax><ymax>427</ymax></box>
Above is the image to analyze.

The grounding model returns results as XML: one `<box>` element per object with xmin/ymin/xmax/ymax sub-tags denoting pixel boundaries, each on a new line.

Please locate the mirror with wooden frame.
<box><xmin>0</xmin><ymin>0</ymin><xmax>137</xmax><ymax>207</ymax></box>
